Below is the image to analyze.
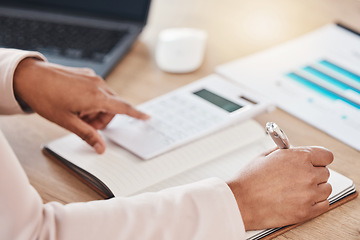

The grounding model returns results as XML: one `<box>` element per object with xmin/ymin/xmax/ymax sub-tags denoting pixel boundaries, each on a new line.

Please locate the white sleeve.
<box><xmin>0</xmin><ymin>131</ymin><xmax>245</xmax><ymax>240</ymax></box>
<box><xmin>0</xmin><ymin>48</ymin><xmax>46</xmax><ymax>114</ymax></box>
<box><xmin>0</xmin><ymin>48</ymin><xmax>246</xmax><ymax>240</ymax></box>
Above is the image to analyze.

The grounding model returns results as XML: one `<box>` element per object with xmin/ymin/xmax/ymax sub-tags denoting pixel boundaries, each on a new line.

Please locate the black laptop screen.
<box><xmin>0</xmin><ymin>0</ymin><xmax>151</xmax><ymax>23</ymax></box>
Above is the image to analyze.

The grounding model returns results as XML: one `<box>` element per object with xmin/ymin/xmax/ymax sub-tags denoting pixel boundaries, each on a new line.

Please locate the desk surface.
<box><xmin>1</xmin><ymin>0</ymin><xmax>360</xmax><ymax>239</ymax></box>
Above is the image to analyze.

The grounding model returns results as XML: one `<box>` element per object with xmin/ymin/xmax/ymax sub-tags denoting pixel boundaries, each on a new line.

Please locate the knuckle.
<box><xmin>83</xmin><ymin>68</ymin><xmax>96</xmax><ymax>75</ymax></box>
<box><xmin>304</xmin><ymin>149</ymin><xmax>313</xmax><ymax>160</ymax></box>
<box><xmin>91</xmin><ymin>75</ymin><xmax>104</xmax><ymax>83</ymax></box>
<box><xmin>326</xmin><ymin>183</ymin><xmax>333</xmax><ymax>196</ymax></box>
<box><xmin>98</xmin><ymin>115</ymin><xmax>114</xmax><ymax>129</ymax></box>
<box><xmin>80</xmin><ymin>130</ymin><xmax>95</xmax><ymax>145</ymax></box>
<box><xmin>295</xmin><ymin>207</ymin><xmax>311</xmax><ymax>220</ymax></box>
<box><xmin>317</xmin><ymin>201</ymin><xmax>330</xmax><ymax>215</ymax></box>
<box><xmin>308</xmin><ymin>174</ymin><xmax>317</xmax><ymax>185</ymax></box>
<box><xmin>307</xmin><ymin>170</ymin><xmax>321</xmax><ymax>186</ymax></box>
<box><xmin>88</xmin><ymin>85</ymin><xmax>105</xmax><ymax>100</ymax></box>
<box><xmin>325</xmin><ymin>168</ymin><xmax>331</xmax><ymax>180</ymax></box>
<box><xmin>298</xmin><ymin>148</ymin><xmax>312</xmax><ymax>163</ymax></box>
<box><xmin>302</xmin><ymin>193</ymin><xmax>315</xmax><ymax>206</ymax></box>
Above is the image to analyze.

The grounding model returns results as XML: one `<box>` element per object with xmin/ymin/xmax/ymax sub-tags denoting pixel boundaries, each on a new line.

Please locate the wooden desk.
<box><xmin>1</xmin><ymin>0</ymin><xmax>360</xmax><ymax>238</ymax></box>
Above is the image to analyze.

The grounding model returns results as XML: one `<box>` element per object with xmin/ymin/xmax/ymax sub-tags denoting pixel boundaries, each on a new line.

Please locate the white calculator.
<box><xmin>103</xmin><ymin>74</ymin><xmax>272</xmax><ymax>159</ymax></box>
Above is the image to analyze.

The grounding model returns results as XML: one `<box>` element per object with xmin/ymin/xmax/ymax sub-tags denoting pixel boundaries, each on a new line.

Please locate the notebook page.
<box><xmin>45</xmin><ymin>120</ymin><xmax>266</xmax><ymax>196</ymax></box>
<box><xmin>328</xmin><ymin>169</ymin><xmax>355</xmax><ymax>201</ymax></box>
<box><xmin>135</xmin><ymin>136</ymin><xmax>274</xmax><ymax>194</ymax></box>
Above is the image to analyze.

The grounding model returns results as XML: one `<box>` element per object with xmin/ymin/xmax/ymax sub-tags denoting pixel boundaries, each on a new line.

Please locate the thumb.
<box><xmin>65</xmin><ymin>114</ymin><xmax>106</xmax><ymax>154</ymax></box>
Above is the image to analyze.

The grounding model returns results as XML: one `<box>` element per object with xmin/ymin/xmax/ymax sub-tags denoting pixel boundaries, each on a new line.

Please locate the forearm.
<box><xmin>0</xmin><ymin>129</ymin><xmax>245</xmax><ymax>240</ymax></box>
<box><xmin>43</xmin><ymin>178</ymin><xmax>245</xmax><ymax>240</ymax></box>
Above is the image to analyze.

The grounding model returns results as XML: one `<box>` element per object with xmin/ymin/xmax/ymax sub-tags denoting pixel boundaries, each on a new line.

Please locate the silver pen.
<box><xmin>265</xmin><ymin>122</ymin><xmax>290</xmax><ymax>149</ymax></box>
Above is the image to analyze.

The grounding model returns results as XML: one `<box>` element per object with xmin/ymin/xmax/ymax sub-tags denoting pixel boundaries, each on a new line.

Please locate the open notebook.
<box><xmin>44</xmin><ymin>120</ymin><xmax>357</xmax><ymax>240</ymax></box>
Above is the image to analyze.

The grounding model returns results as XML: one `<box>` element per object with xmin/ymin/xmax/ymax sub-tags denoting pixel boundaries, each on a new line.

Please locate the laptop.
<box><xmin>0</xmin><ymin>0</ymin><xmax>152</xmax><ymax>77</ymax></box>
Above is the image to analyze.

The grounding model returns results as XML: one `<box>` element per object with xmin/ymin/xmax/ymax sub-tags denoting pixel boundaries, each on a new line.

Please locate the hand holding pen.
<box><xmin>228</xmin><ymin>123</ymin><xmax>333</xmax><ymax>230</ymax></box>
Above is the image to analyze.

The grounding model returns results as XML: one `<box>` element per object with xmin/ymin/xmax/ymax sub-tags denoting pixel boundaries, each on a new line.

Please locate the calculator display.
<box><xmin>193</xmin><ymin>89</ymin><xmax>243</xmax><ymax>113</ymax></box>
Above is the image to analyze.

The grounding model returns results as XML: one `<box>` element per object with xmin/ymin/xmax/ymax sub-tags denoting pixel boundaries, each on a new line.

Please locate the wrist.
<box><xmin>227</xmin><ymin>179</ymin><xmax>255</xmax><ymax>230</ymax></box>
<box><xmin>13</xmin><ymin>58</ymin><xmax>41</xmax><ymax>112</ymax></box>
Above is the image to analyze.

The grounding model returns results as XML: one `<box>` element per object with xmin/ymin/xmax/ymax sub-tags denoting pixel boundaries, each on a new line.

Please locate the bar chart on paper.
<box><xmin>286</xmin><ymin>60</ymin><xmax>360</xmax><ymax>111</ymax></box>
<box><xmin>277</xmin><ymin>58</ymin><xmax>360</xmax><ymax>150</ymax></box>
<box><xmin>217</xmin><ymin>24</ymin><xmax>360</xmax><ymax>151</ymax></box>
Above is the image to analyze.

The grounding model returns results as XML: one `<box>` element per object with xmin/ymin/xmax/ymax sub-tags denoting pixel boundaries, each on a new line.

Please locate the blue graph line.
<box><xmin>303</xmin><ymin>66</ymin><xmax>360</xmax><ymax>94</ymax></box>
<box><xmin>286</xmin><ymin>72</ymin><xmax>360</xmax><ymax>109</ymax></box>
<box><xmin>319</xmin><ymin>60</ymin><xmax>360</xmax><ymax>83</ymax></box>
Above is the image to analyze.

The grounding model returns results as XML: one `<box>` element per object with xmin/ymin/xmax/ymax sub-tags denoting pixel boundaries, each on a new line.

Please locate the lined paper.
<box><xmin>136</xmin><ymin>137</ymin><xmax>273</xmax><ymax>194</ymax></box>
<box><xmin>46</xmin><ymin>120</ymin><xmax>268</xmax><ymax>196</ymax></box>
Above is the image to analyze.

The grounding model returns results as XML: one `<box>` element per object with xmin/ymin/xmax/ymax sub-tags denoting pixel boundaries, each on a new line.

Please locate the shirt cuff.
<box><xmin>0</xmin><ymin>48</ymin><xmax>47</xmax><ymax>115</ymax></box>
<box><xmin>204</xmin><ymin>177</ymin><xmax>246</xmax><ymax>239</ymax></box>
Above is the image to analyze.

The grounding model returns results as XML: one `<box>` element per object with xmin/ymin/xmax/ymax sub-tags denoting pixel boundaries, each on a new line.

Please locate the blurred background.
<box><xmin>107</xmin><ymin>0</ymin><xmax>360</xmax><ymax>104</ymax></box>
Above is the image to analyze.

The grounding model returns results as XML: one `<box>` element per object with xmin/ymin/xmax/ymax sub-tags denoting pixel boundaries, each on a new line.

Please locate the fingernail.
<box><xmin>94</xmin><ymin>143</ymin><xmax>103</xmax><ymax>154</ymax></box>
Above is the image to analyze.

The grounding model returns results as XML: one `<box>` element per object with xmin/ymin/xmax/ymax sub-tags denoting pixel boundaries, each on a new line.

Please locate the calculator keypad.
<box><xmin>137</xmin><ymin>95</ymin><xmax>226</xmax><ymax>144</ymax></box>
<box><xmin>102</xmin><ymin>75</ymin><xmax>267</xmax><ymax>159</ymax></box>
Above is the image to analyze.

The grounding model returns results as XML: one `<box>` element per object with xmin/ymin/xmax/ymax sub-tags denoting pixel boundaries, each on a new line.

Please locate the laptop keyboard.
<box><xmin>0</xmin><ymin>15</ymin><xmax>128</xmax><ymax>62</ymax></box>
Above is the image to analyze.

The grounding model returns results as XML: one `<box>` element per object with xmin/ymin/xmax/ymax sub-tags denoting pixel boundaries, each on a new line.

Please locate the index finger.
<box><xmin>104</xmin><ymin>95</ymin><xmax>150</xmax><ymax>120</ymax></box>
<box><xmin>309</xmin><ymin>146</ymin><xmax>334</xmax><ymax>167</ymax></box>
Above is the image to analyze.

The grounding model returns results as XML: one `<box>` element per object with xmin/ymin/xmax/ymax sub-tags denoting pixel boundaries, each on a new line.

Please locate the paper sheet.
<box><xmin>136</xmin><ymin>136</ymin><xmax>274</xmax><ymax>194</ymax></box>
<box><xmin>46</xmin><ymin>120</ymin><xmax>268</xmax><ymax>197</ymax></box>
<box><xmin>217</xmin><ymin>24</ymin><xmax>360</xmax><ymax>151</ymax></box>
